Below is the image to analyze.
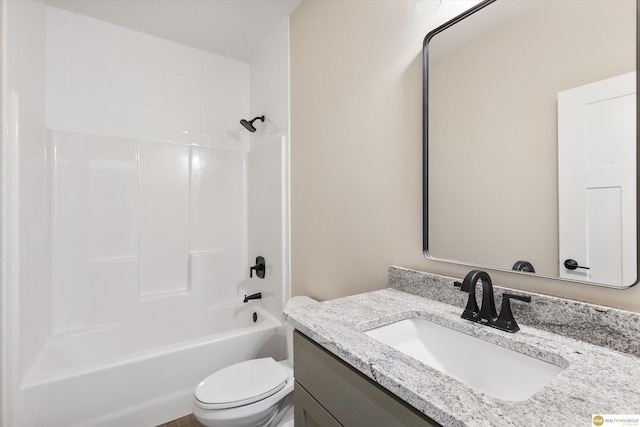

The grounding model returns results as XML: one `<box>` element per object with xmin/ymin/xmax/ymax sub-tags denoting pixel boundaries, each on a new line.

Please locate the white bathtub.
<box><xmin>14</xmin><ymin>304</ymin><xmax>284</xmax><ymax>427</ymax></box>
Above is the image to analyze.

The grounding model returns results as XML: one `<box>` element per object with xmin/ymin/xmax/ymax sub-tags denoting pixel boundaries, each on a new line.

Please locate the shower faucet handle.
<box><xmin>249</xmin><ymin>256</ymin><xmax>266</xmax><ymax>279</ymax></box>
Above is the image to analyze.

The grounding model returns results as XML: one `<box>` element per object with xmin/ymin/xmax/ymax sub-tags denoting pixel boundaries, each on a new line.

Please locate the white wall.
<box><xmin>45</xmin><ymin>6</ymin><xmax>249</xmax><ymax>150</ymax></box>
<box><xmin>247</xmin><ymin>18</ymin><xmax>291</xmax><ymax>350</ymax></box>
<box><xmin>1</xmin><ymin>0</ymin><xmax>3</xmax><ymax>408</ymax></box>
<box><xmin>249</xmin><ymin>18</ymin><xmax>290</xmax><ymax>151</ymax></box>
<box><xmin>42</xmin><ymin>7</ymin><xmax>252</xmax><ymax>338</ymax></box>
<box><xmin>1</xmin><ymin>3</ymin><xmax>48</xmax><ymax>425</ymax></box>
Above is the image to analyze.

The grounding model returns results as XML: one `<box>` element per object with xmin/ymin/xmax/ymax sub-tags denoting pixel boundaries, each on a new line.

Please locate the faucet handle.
<box><xmin>493</xmin><ymin>293</ymin><xmax>531</xmax><ymax>333</ymax></box>
<box><xmin>249</xmin><ymin>256</ymin><xmax>266</xmax><ymax>279</ymax></box>
<box><xmin>454</xmin><ymin>281</ymin><xmax>471</xmax><ymax>292</ymax></box>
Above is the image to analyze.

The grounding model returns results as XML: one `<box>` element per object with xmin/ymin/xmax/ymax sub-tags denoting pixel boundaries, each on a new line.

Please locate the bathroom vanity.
<box><xmin>286</xmin><ymin>267</ymin><xmax>640</xmax><ymax>427</ymax></box>
<box><xmin>294</xmin><ymin>331</ymin><xmax>439</xmax><ymax>427</ymax></box>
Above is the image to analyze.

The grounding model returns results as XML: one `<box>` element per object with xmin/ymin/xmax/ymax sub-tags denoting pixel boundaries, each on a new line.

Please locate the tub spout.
<box><xmin>243</xmin><ymin>292</ymin><xmax>262</xmax><ymax>303</ymax></box>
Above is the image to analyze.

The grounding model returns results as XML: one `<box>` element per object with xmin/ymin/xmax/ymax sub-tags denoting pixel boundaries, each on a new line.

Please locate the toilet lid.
<box><xmin>195</xmin><ymin>358</ymin><xmax>288</xmax><ymax>409</ymax></box>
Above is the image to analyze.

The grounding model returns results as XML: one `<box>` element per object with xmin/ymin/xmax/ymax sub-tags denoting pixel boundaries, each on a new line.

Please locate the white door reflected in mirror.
<box><xmin>558</xmin><ymin>72</ymin><xmax>637</xmax><ymax>287</ymax></box>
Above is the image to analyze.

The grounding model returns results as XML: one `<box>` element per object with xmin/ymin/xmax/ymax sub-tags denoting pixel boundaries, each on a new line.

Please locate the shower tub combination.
<box><xmin>14</xmin><ymin>304</ymin><xmax>284</xmax><ymax>427</ymax></box>
<box><xmin>6</xmin><ymin>127</ymin><xmax>290</xmax><ymax>427</ymax></box>
<box><xmin>2</xmin><ymin>1</ymin><xmax>292</xmax><ymax>425</ymax></box>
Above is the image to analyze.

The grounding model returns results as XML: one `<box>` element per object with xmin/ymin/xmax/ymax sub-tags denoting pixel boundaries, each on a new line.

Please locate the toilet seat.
<box><xmin>194</xmin><ymin>358</ymin><xmax>288</xmax><ymax>410</ymax></box>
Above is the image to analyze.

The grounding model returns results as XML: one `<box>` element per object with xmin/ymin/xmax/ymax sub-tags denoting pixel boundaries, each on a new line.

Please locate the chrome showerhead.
<box><xmin>240</xmin><ymin>115</ymin><xmax>265</xmax><ymax>132</ymax></box>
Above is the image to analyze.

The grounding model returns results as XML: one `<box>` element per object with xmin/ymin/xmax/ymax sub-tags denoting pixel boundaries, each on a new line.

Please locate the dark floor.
<box><xmin>156</xmin><ymin>414</ymin><xmax>201</xmax><ymax>427</ymax></box>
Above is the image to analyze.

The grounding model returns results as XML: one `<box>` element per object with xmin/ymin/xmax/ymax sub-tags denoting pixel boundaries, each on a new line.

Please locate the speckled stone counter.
<box><xmin>285</xmin><ymin>274</ymin><xmax>640</xmax><ymax>426</ymax></box>
<box><xmin>389</xmin><ymin>266</ymin><xmax>640</xmax><ymax>357</ymax></box>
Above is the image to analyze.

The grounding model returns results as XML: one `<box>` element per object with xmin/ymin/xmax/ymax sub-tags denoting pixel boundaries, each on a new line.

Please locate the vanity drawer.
<box><xmin>294</xmin><ymin>331</ymin><xmax>440</xmax><ymax>427</ymax></box>
<box><xmin>294</xmin><ymin>380</ymin><xmax>342</xmax><ymax>427</ymax></box>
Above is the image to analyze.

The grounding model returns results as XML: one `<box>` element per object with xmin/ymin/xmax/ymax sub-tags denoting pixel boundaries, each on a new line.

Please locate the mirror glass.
<box><xmin>424</xmin><ymin>0</ymin><xmax>638</xmax><ymax>288</ymax></box>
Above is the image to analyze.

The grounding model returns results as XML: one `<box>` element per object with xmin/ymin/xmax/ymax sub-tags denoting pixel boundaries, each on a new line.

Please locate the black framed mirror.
<box><xmin>423</xmin><ymin>0</ymin><xmax>639</xmax><ymax>288</ymax></box>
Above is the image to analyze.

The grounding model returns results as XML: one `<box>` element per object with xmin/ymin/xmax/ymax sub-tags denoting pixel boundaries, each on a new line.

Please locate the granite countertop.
<box><xmin>285</xmin><ymin>288</ymin><xmax>640</xmax><ymax>427</ymax></box>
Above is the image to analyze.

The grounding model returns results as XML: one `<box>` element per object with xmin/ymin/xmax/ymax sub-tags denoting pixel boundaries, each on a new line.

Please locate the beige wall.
<box><xmin>290</xmin><ymin>0</ymin><xmax>640</xmax><ymax>313</ymax></box>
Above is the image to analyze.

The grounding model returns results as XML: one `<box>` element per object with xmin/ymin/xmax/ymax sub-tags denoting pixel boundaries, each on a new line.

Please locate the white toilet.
<box><xmin>192</xmin><ymin>296</ymin><xmax>318</xmax><ymax>427</ymax></box>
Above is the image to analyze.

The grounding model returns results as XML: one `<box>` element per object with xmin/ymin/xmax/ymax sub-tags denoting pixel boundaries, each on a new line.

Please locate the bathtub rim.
<box><xmin>21</xmin><ymin>304</ymin><xmax>282</xmax><ymax>388</ymax></box>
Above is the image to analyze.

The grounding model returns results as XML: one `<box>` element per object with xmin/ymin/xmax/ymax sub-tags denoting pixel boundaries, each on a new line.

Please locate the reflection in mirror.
<box><xmin>424</xmin><ymin>0</ymin><xmax>638</xmax><ymax>288</ymax></box>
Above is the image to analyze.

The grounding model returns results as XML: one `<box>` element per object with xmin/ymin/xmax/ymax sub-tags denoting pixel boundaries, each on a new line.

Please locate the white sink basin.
<box><xmin>364</xmin><ymin>318</ymin><xmax>564</xmax><ymax>401</ymax></box>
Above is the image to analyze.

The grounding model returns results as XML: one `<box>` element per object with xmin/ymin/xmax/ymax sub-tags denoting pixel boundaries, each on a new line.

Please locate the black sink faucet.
<box><xmin>455</xmin><ymin>270</ymin><xmax>497</xmax><ymax>324</ymax></box>
<box><xmin>455</xmin><ymin>270</ymin><xmax>531</xmax><ymax>333</ymax></box>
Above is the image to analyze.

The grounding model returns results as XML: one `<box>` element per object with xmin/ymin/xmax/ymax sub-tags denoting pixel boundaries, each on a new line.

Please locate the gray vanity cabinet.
<box><xmin>293</xmin><ymin>331</ymin><xmax>441</xmax><ymax>427</ymax></box>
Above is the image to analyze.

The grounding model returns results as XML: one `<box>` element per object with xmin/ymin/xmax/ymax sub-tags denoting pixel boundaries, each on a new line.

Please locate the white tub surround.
<box><xmin>2</xmin><ymin>3</ymin><xmax>292</xmax><ymax>426</ymax></box>
<box><xmin>285</xmin><ymin>270</ymin><xmax>640</xmax><ymax>426</ymax></box>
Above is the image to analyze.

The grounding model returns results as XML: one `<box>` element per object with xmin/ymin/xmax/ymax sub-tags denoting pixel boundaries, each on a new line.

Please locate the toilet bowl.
<box><xmin>193</xmin><ymin>296</ymin><xmax>317</xmax><ymax>427</ymax></box>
